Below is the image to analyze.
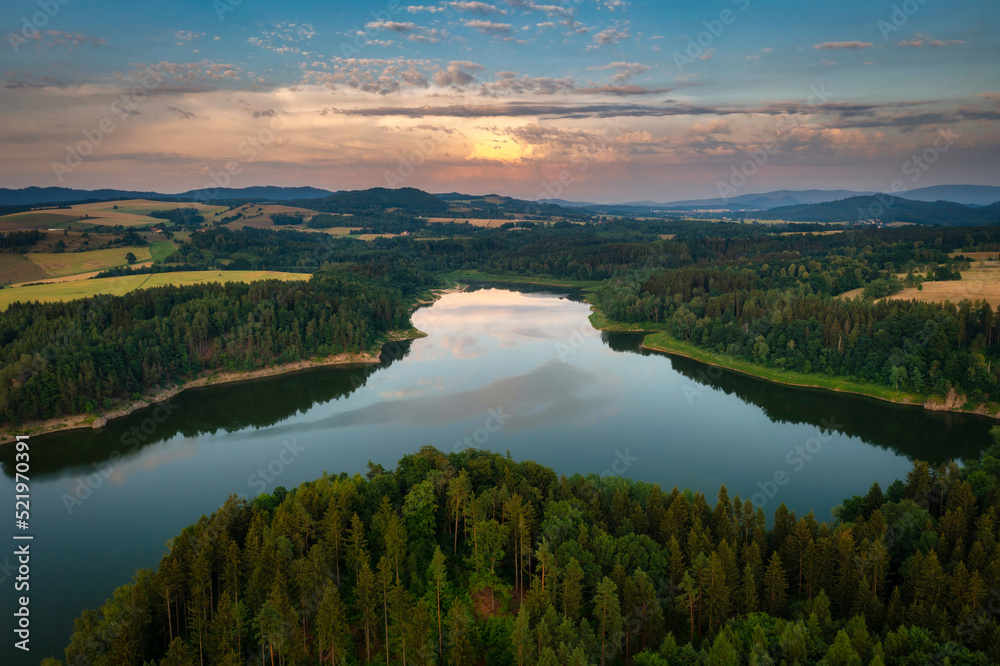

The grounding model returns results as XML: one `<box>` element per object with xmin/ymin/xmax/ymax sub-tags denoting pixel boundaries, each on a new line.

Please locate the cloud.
<box><xmin>588</xmin><ymin>27</ymin><xmax>629</xmax><ymax>50</ymax></box>
<box><xmin>592</xmin><ymin>61</ymin><xmax>650</xmax><ymax>84</ymax></box>
<box><xmin>463</xmin><ymin>20</ymin><xmax>512</xmax><ymax>35</ymax></box>
<box><xmin>127</xmin><ymin>61</ymin><xmax>243</xmax><ymax>87</ymax></box>
<box><xmin>38</xmin><ymin>30</ymin><xmax>108</xmax><ymax>49</ymax></box>
<box><xmin>577</xmin><ymin>85</ymin><xmax>671</xmax><ymax>96</ymax></box>
<box><xmin>249</xmin><ymin>22</ymin><xmax>318</xmax><ymax>54</ymax></box>
<box><xmin>480</xmin><ymin>72</ymin><xmax>576</xmax><ymax>95</ymax></box>
<box><xmin>3</xmin><ymin>71</ymin><xmax>66</xmax><ymax>89</ymax></box>
<box><xmin>897</xmin><ymin>34</ymin><xmax>966</xmax><ymax>48</ymax></box>
<box><xmin>166</xmin><ymin>106</ymin><xmax>199</xmax><ymax>120</ymax></box>
<box><xmin>367</xmin><ymin>20</ymin><xmax>421</xmax><ymax>33</ymax></box>
<box><xmin>690</xmin><ymin>120</ymin><xmax>731</xmax><ymax>135</ymax></box>
<box><xmin>241</xmin><ymin>107</ymin><xmax>279</xmax><ymax>118</ymax></box>
<box><xmin>813</xmin><ymin>41</ymin><xmax>872</xmax><ymax>50</ymax></box>
<box><xmin>434</xmin><ymin>60</ymin><xmax>485</xmax><ymax>87</ymax></box>
<box><xmin>332</xmin><ymin>100</ymin><xmax>750</xmax><ymax>119</ymax></box>
<box><xmin>447</xmin><ymin>1</ymin><xmax>505</xmax><ymax>14</ymax></box>
<box><xmin>300</xmin><ymin>57</ymin><xmax>445</xmax><ymax>94</ymax></box>
<box><xmin>174</xmin><ymin>30</ymin><xmax>203</xmax><ymax>45</ymax></box>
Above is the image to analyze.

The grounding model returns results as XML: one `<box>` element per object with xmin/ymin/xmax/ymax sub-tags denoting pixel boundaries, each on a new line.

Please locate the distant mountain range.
<box><xmin>3</xmin><ymin>184</ymin><xmax>998</xmax><ymax>211</ymax></box>
<box><xmin>1</xmin><ymin>184</ymin><xmax>998</xmax><ymax>226</ymax></box>
<box><xmin>757</xmin><ymin>195</ymin><xmax>1000</xmax><ymax>226</ymax></box>
<box><xmin>0</xmin><ymin>186</ymin><xmax>336</xmax><ymax>206</ymax></box>
<box><xmin>543</xmin><ymin>185</ymin><xmax>1000</xmax><ymax>212</ymax></box>
<box><xmin>294</xmin><ymin>188</ymin><xmax>590</xmax><ymax>219</ymax></box>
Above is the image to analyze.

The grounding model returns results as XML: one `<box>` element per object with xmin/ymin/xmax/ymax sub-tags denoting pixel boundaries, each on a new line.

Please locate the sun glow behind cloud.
<box><xmin>0</xmin><ymin>0</ymin><xmax>996</xmax><ymax>200</ymax></box>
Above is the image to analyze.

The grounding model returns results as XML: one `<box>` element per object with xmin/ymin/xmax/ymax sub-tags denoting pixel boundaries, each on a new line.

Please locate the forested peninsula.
<box><xmin>52</xmin><ymin>444</ymin><xmax>1000</xmax><ymax>665</ymax></box>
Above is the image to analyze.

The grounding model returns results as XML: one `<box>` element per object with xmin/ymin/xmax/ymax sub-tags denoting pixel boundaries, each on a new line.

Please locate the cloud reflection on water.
<box><xmin>250</xmin><ymin>360</ymin><xmax>619</xmax><ymax>437</ymax></box>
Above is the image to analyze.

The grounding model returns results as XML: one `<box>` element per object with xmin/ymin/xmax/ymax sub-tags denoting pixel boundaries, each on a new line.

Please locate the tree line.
<box><xmin>54</xmin><ymin>441</ymin><xmax>1000</xmax><ymax>665</ymax></box>
<box><xmin>592</xmin><ymin>229</ymin><xmax>1000</xmax><ymax>402</ymax></box>
<box><xmin>0</xmin><ymin>270</ymin><xmax>409</xmax><ymax>423</ymax></box>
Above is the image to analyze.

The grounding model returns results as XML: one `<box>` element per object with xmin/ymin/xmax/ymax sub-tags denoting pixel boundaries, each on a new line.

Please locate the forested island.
<box><xmin>50</xmin><ymin>442</ymin><xmax>1000</xmax><ymax>665</ymax></box>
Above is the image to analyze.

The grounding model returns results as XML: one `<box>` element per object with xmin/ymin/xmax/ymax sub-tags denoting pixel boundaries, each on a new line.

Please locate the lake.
<box><xmin>0</xmin><ymin>284</ymin><xmax>993</xmax><ymax>660</ymax></box>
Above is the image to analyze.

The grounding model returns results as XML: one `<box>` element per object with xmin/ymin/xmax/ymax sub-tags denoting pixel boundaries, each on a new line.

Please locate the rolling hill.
<box><xmin>544</xmin><ymin>185</ymin><xmax>1000</xmax><ymax>213</ymax></box>
<box><xmin>757</xmin><ymin>195</ymin><xmax>1000</xmax><ymax>225</ymax></box>
<box><xmin>296</xmin><ymin>187</ymin><xmax>449</xmax><ymax>216</ymax></box>
<box><xmin>0</xmin><ymin>185</ymin><xmax>335</xmax><ymax>206</ymax></box>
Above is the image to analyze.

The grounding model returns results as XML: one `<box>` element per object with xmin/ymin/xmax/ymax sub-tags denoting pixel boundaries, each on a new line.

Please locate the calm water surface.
<box><xmin>0</xmin><ymin>285</ymin><xmax>992</xmax><ymax>660</ymax></box>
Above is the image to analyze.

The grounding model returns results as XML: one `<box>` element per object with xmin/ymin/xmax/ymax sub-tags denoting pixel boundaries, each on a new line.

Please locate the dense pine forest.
<box><xmin>4</xmin><ymin>219</ymin><xmax>1000</xmax><ymax>422</ymax></box>
<box><xmin>590</xmin><ymin>228</ymin><xmax>1000</xmax><ymax>404</ymax></box>
<box><xmin>53</xmin><ymin>442</ymin><xmax>1000</xmax><ymax>665</ymax></box>
<box><xmin>0</xmin><ymin>270</ymin><xmax>409</xmax><ymax>423</ymax></box>
<box><xmin>5</xmin><ymin>214</ymin><xmax>1000</xmax><ymax>664</ymax></box>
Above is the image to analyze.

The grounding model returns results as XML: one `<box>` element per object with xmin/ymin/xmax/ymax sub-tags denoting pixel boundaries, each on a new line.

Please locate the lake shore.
<box><xmin>636</xmin><ymin>329</ymin><xmax>1000</xmax><ymax>421</ymax></box>
<box><xmin>0</xmin><ymin>283</ymin><xmax>482</xmax><ymax>442</ymax></box>
<box><xmin>0</xmin><ymin>349</ymin><xmax>393</xmax><ymax>442</ymax></box>
<box><xmin>0</xmin><ymin>322</ymin><xmax>441</xmax><ymax>443</ymax></box>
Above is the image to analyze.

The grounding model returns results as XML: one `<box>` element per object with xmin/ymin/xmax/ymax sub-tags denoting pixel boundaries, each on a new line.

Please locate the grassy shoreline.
<box><xmin>636</xmin><ymin>330</ymin><xmax>1000</xmax><ymax>420</ymax></box>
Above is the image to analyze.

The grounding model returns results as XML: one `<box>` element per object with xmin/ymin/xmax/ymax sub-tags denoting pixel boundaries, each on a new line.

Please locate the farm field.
<box><xmin>425</xmin><ymin>217</ymin><xmax>543</xmax><ymax>227</ymax></box>
<box><xmin>952</xmin><ymin>251</ymin><xmax>998</xmax><ymax>261</ymax></box>
<box><xmin>310</xmin><ymin>227</ymin><xmax>361</xmax><ymax>236</ymax></box>
<box><xmin>220</xmin><ymin>203</ymin><xmax>326</xmax><ymax>229</ymax></box>
<box><xmin>840</xmin><ymin>260</ymin><xmax>1000</xmax><ymax>308</ymax></box>
<box><xmin>887</xmin><ymin>262</ymin><xmax>1000</xmax><ymax>308</ymax></box>
<box><xmin>50</xmin><ymin>199</ymin><xmax>224</xmax><ymax>227</ymax></box>
<box><xmin>147</xmin><ymin>240</ymin><xmax>177</xmax><ymax>262</ymax></box>
<box><xmin>26</xmin><ymin>247</ymin><xmax>153</xmax><ymax>278</ymax></box>
<box><xmin>0</xmin><ymin>270</ymin><xmax>310</xmax><ymax>310</ymax></box>
<box><xmin>0</xmin><ymin>254</ymin><xmax>47</xmax><ymax>284</ymax></box>
<box><xmin>0</xmin><ymin>199</ymin><xmax>226</xmax><ymax>229</ymax></box>
<box><xmin>0</xmin><ymin>211</ymin><xmax>81</xmax><ymax>230</ymax></box>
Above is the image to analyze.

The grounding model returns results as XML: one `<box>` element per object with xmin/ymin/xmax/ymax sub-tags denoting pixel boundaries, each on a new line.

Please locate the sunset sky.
<box><xmin>1</xmin><ymin>0</ymin><xmax>997</xmax><ymax>202</ymax></box>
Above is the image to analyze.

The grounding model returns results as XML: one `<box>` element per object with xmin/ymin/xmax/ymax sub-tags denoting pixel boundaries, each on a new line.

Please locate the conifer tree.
<box><xmin>763</xmin><ymin>552</ymin><xmax>789</xmax><ymax>616</ymax></box>
<box><xmin>316</xmin><ymin>581</ymin><xmax>350</xmax><ymax>666</ymax></box>
<box><xmin>428</xmin><ymin>546</ymin><xmax>447</xmax><ymax>657</ymax></box>
<box><xmin>593</xmin><ymin>577</ymin><xmax>622</xmax><ymax>666</ymax></box>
